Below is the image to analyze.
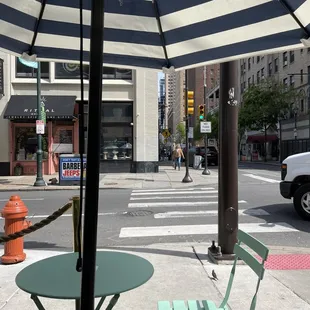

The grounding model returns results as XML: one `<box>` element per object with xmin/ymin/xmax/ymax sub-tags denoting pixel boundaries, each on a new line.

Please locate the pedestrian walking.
<box><xmin>172</xmin><ymin>144</ymin><xmax>185</xmax><ymax>171</ymax></box>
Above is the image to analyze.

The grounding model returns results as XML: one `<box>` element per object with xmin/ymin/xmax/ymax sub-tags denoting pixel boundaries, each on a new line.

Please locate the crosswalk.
<box><xmin>119</xmin><ymin>187</ymin><xmax>299</xmax><ymax>240</ymax></box>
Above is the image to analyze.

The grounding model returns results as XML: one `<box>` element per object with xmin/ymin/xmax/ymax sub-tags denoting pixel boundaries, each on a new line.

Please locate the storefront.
<box><xmin>3</xmin><ymin>95</ymin><xmax>78</xmax><ymax>175</ymax></box>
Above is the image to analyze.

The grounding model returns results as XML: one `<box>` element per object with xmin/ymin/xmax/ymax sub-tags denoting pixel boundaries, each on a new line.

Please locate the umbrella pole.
<box><xmin>80</xmin><ymin>0</ymin><xmax>105</xmax><ymax>308</ymax></box>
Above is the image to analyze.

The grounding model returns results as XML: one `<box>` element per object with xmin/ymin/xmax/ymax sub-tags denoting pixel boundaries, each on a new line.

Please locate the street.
<box><xmin>0</xmin><ymin>163</ymin><xmax>309</xmax><ymax>251</ymax></box>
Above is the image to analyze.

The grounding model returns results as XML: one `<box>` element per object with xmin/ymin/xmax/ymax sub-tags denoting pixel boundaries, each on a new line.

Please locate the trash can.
<box><xmin>194</xmin><ymin>155</ymin><xmax>202</xmax><ymax>169</ymax></box>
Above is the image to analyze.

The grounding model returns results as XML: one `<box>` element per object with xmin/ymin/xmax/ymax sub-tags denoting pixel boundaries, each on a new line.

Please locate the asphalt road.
<box><xmin>1</xmin><ymin>163</ymin><xmax>309</xmax><ymax>251</ymax></box>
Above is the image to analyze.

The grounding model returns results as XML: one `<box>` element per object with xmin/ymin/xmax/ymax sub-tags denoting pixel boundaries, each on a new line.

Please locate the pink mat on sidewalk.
<box><xmin>262</xmin><ymin>254</ymin><xmax>310</xmax><ymax>270</ymax></box>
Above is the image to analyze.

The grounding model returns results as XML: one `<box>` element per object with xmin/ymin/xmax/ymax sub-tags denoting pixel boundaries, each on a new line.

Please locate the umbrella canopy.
<box><xmin>0</xmin><ymin>0</ymin><xmax>309</xmax><ymax>71</ymax></box>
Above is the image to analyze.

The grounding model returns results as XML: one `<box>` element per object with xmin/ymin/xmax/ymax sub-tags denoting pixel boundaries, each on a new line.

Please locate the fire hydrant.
<box><xmin>1</xmin><ymin>195</ymin><xmax>31</xmax><ymax>264</ymax></box>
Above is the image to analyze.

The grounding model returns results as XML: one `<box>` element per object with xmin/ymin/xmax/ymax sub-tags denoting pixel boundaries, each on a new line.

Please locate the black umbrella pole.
<box><xmin>80</xmin><ymin>0</ymin><xmax>104</xmax><ymax>308</ymax></box>
<box><xmin>218</xmin><ymin>61</ymin><xmax>238</xmax><ymax>255</ymax></box>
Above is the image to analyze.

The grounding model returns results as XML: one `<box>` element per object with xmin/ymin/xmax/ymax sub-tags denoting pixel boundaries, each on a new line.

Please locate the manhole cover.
<box><xmin>124</xmin><ymin>210</ymin><xmax>153</xmax><ymax>217</ymax></box>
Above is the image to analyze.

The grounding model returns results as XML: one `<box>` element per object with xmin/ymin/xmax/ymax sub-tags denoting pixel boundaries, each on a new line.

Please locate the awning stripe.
<box><xmin>170</xmin><ymin>29</ymin><xmax>304</xmax><ymax>69</ymax></box>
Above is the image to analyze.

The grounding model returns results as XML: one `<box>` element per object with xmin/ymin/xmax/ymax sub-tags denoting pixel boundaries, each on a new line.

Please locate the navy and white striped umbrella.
<box><xmin>0</xmin><ymin>0</ymin><xmax>309</xmax><ymax>71</ymax></box>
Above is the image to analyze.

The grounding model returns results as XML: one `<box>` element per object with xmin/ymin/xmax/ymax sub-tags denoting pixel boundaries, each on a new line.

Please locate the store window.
<box><xmin>100</xmin><ymin>127</ymin><xmax>133</xmax><ymax>160</ymax></box>
<box><xmin>15</xmin><ymin>58</ymin><xmax>49</xmax><ymax>78</ymax></box>
<box><xmin>52</xmin><ymin>127</ymin><xmax>73</xmax><ymax>154</ymax></box>
<box><xmin>54</xmin><ymin>63</ymin><xmax>132</xmax><ymax>80</ymax></box>
<box><xmin>15</xmin><ymin>127</ymin><xmax>48</xmax><ymax>161</ymax></box>
<box><xmin>100</xmin><ymin>102</ymin><xmax>133</xmax><ymax>161</ymax></box>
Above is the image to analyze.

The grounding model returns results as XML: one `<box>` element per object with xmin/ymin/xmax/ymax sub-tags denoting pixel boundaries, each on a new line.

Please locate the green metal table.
<box><xmin>15</xmin><ymin>251</ymin><xmax>154</xmax><ymax>310</ymax></box>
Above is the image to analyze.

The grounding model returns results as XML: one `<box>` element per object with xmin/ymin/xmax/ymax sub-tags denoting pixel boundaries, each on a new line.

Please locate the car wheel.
<box><xmin>293</xmin><ymin>184</ymin><xmax>310</xmax><ymax>221</ymax></box>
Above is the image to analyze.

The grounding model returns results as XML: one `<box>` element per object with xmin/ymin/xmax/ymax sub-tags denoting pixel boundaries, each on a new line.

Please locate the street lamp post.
<box><xmin>34</xmin><ymin>62</ymin><xmax>45</xmax><ymax>186</ymax></box>
<box><xmin>202</xmin><ymin>66</ymin><xmax>210</xmax><ymax>175</ymax></box>
<box><xmin>182</xmin><ymin>69</ymin><xmax>193</xmax><ymax>183</ymax></box>
<box><xmin>18</xmin><ymin>58</ymin><xmax>45</xmax><ymax>186</ymax></box>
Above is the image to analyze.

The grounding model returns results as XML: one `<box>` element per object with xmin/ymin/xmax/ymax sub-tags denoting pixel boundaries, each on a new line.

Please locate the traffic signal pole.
<box><xmin>182</xmin><ymin>69</ymin><xmax>193</xmax><ymax>183</ymax></box>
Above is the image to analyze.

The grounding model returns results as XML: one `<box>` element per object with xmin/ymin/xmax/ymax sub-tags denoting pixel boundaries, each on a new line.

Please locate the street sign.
<box><xmin>36</xmin><ymin>120</ymin><xmax>45</xmax><ymax>134</ymax></box>
<box><xmin>162</xmin><ymin>129</ymin><xmax>170</xmax><ymax>138</ymax></box>
<box><xmin>200</xmin><ymin>121</ymin><xmax>212</xmax><ymax>133</ymax></box>
<box><xmin>188</xmin><ymin>127</ymin><xmax>194</xmax><ymax>138</ymax></box>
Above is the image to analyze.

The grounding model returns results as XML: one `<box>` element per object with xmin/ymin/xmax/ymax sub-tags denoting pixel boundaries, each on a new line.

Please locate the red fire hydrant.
<box><xmin>1</xmin><ymin>195</ymin><xmax>31</xmax><ymax>264</ymax></box>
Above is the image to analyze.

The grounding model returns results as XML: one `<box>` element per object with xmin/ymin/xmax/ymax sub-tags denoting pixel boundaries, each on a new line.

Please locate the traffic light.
<box><xmin>187</xmin><ymin>91</ymin><xmax>194</xmax><ymax>115</ymax></box>
<box><xmin>199</xmin><ymin>104</ymin><xmax>205</xmax><ymax>120</ymax></box>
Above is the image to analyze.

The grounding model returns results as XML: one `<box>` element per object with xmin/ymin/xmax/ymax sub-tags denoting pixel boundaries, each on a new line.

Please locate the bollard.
<box><xmin>1</xmin><ymin>195</ymin><xmax>31</xmax><ymax>264</ymax></box>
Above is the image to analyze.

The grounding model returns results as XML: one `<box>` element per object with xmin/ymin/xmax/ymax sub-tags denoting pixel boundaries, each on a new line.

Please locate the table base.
<box><xmin>31</xmin><ymin>293</ymin><xmax>120</xmax><ymax>310</ymax></box>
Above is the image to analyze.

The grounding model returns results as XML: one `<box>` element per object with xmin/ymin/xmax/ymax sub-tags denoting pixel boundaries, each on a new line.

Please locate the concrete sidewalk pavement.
<box><xmin>0</xmin><ymin>166</ymin><xmax>218</xmax><ymax>191</ymax></box>
<box><xmin>1</xmin><ymin>243</ymin><xmax>310</xmax><ymax>310</ymax></box>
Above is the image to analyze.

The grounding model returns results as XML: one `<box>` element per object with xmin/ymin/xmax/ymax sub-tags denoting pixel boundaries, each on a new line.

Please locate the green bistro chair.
<box><xmin>158</xmin><ymin>230</ymin><xmax>269</xmax><ymax>310</ymax></box>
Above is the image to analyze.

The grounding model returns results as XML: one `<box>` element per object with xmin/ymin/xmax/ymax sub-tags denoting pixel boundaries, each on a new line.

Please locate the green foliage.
<box><xmin>175</xmin><ymin>122</ymin><xmax>186</xmax><ymax>143</ymax></box>
<box><xmin>239</xmin><ymin>78</ymin><xmax>302</xmax><ymax>132</ymax></box>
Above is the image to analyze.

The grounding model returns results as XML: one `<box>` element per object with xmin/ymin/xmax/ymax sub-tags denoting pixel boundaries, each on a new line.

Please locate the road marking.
<box><xmin>130</xmin><ymin>195</ymin><xmax>218</xmax><ymax>201</ymax></box>
<box><xmin>154</xmin><ymin>208</ymin><xmax>270</xmax><ymax>219</ymax></box>
<box><xmin>243</xmin><ymin>174</ymin><xmax>280</xmax><ymax>183</ymax></box>
<box><xmin>132</xmin><ymin>188</ymin><xmax>214</xmax><ymax>193</ymax></box>
<box><xmin>119</xmin><ymin>222</ymin><xmax>299</xmax><ymax>238</ymax></box>
<box><xmin>0</xmin><ymin>198</ymin><xmax>44</xmax><ymax>202</ymax></box>
<box><xmin>131</xmin><ymin>190</ymin><xmax>218</xmax><ymax>196</ymax></box>
<box><xmin>128</xmin><ymin>200</ymin><xmax>247</xmax><ymax>208</ymax></box>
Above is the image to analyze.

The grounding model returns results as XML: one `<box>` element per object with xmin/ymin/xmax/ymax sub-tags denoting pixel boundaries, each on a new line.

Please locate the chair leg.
<box><xmin>31</xmin><ymin>295</ymin><xmax>46</xmax><ymax>310</ymax></box>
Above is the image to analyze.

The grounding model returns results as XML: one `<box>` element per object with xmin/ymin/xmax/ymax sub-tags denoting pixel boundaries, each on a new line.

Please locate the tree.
<box><xmin>175</xmin><ymin>122</ymin><xmax>186</xmax><ymax>144</ymax></box>
<box><xmin>239</xmin><ymin>78</ymin><xmax>302</xmax><ymax>161</ymax></box>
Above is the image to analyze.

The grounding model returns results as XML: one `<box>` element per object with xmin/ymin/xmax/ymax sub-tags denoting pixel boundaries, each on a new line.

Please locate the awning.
<box><xmin>3</xmin><ymin>95</ymin><xmax>77</xmax><ymax>120</ymax></box>
<box><xmin>247</xmin><ymin>134</ymin><xmax>278</xmax><ymax>143</ymax></box>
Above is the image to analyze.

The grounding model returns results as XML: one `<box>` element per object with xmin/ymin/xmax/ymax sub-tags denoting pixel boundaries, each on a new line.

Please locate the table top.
<box><xmin>15</xmin><ymin>251</ymin><xmax>154</xmax><ymax>299</ymax></box>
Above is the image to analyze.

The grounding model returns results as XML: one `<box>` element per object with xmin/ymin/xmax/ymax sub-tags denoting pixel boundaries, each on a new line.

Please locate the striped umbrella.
<box><xmin>1</xmin><ymin>1</ymin><xmax>310</xmax><ymax>309</ymax></box>
<box><xmin>0</xmin><ymin>0</ymin><xmax>309</xmax><ymax>70</ymax></box>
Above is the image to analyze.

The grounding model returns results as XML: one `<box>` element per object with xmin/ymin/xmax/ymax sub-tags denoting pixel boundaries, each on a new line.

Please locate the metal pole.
<box><xmin>218</xmin><ymin>61</ymin><xmax>238</xmax><ymax>254</ymax></box>
<box><xmin>80</xmin><ymin>0</ymin><xmax>104</xmax><ymax>308</ymax></box>
<box><xmin>202</xmin><ymin>66</ymin><xmax>210</xmax><ymax>175</ymax></box>
<box><xmin>182</xmin><ymin>70</ymin><xmax>193</xmax><ymax>183</ymax></box>
<box><xmin>34</xmin><ymin>62</ymin><xmax>45</xmax><ymax>186</ymax></box>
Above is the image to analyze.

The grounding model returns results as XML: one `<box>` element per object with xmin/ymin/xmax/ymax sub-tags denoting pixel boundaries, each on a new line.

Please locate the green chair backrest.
<box><xmin>219</xmin><ymin>230</ymin><xmax>269</xmax><ymax>310</ymax></box>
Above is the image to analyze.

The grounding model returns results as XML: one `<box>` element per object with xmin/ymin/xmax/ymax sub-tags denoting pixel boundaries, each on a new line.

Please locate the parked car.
<box><xmin>196</xmin><ymin>146</ymin><xmax>218</xmax><ymax>166</ymax></box>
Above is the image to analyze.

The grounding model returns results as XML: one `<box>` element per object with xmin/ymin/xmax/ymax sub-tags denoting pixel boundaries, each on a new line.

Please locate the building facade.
<box><xmin>165</xmin><ymin>71</ymin><xmax>185</xmax><ymax>138</ymax></box>
<box><xmin>239</xmin><ymin>48</ymin><xmax>310</xmax><ymax>161</ymax></box>
<box><xmin>0</xmin><ymin>52</ymin><xmax>159</xmax><ymax>176</ymax></box>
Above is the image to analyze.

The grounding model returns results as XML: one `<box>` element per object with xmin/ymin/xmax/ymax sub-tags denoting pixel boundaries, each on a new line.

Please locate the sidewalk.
<box><xmin>1</xmin><ymin>243</ymin><xmax>310</xmax><ymax>309</ymax></box>
<box><xmin>0</xmin><ymin>166</ymin><xmax>218</xmax><ymax>191</ymax></box>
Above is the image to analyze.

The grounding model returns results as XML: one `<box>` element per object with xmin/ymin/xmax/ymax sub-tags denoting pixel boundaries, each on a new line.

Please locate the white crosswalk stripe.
<box><xmin>119</xmin><ymin>187</ymin><xmax>299</xmax><ymax>239</ymax></box>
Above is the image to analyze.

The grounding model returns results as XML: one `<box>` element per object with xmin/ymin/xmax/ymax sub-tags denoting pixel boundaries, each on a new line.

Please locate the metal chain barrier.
<box><xmin>0</xmin><ymin>202</ymin><xmax>72</xmax><ymax>244</ymax></box>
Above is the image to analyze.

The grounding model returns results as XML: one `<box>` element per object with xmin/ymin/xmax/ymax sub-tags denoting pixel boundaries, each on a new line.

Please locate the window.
<box><xmin>289</xmin><ymin>51</ymin><xmax>295</xmax><ymax>63</ymax></box>
<box><xmin>301</xmin><ymin>99</ymin><xmax>304</xmax><ymax>113</ymax></box>
<box><xmin>54</xmin><ymin>63</ymin><xmax>132</xmax><ymax>80</ymax></box>
<box><xmin>16</xmin><ymin>58</ymin><xmax>49</xmax><ymax>78</ymax></box>
<box><xmin>52</xmin><ymin>128</ymin><xmax>73</xmax><ymax>154</ymax></box>
<box><xmin>248</xmin><ymin>58</ymin><xmax>251</xmax><ymax>70</ymax></box>
<box><xmin>257</xmin><ymin>71</ymin><xmax>260</xmax><ymax>83</ymax></box>
<box><xmin>289</xmin><ymin>75</ymin><xmax>294</xmax><ymax>87</ymax></box>
<box><xmin>100</xmin><ymin>103</ymin><xmax>133</xmax><ymax>161</ymax></box>
<box><xmin>274</xmin><ymin>58</ymin><xmax>279</xmax><ymax>72</ymax></box>
<box><xmin>15</xmin><ymin>127</ymin><xmax>48</xmax><ymax>161</ymax></box>
<box><xmin>283</xmin><ymin>78</ymin><xmax>288</xmax><ymax>87</ymax></box>
<box><xmin>210</xmin><ymin>69</ymin><xmax>214</xmax><ymax>76</ymax></box>
<box><xmin>308</xmin><ymin>48</ymin><xmax>310</xmax><ymax>53</ymax></box>
<box><xmin>261</xmin><ymin>67</ymin><xmax>265</xmax><ymax>79</ymax></box>
<box><xmin>257</xmin><ymin>56</ymin><xmax>260</xmax><ymax>63</ymax></box>
<box><xmin>283</xmin><ymin>52</ymin><xmax>288</xmax><ymax>66</ymax></box>
<box><xmin>248</xmin><ymin>77</ymin><xmax>251</xmax><ymax>87</ymax></box>
<box><xmin>301</xmin><ymin>49</ymin><xmax>304</xmax><ymax>54</ymax></box>
<box><xmin>252</xmin><ymin>75</ymin><xmax>254</xmax><ymax>83</ymax></box>
<box><xmin>268</xmin><ymin>62</ymin><xmax>272</xmax><ymax>76</ymax></box>
<box><xmin>301</xmin><ymin>69</ymin><xmax>303</xmax><ymax>83</ymax></box>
